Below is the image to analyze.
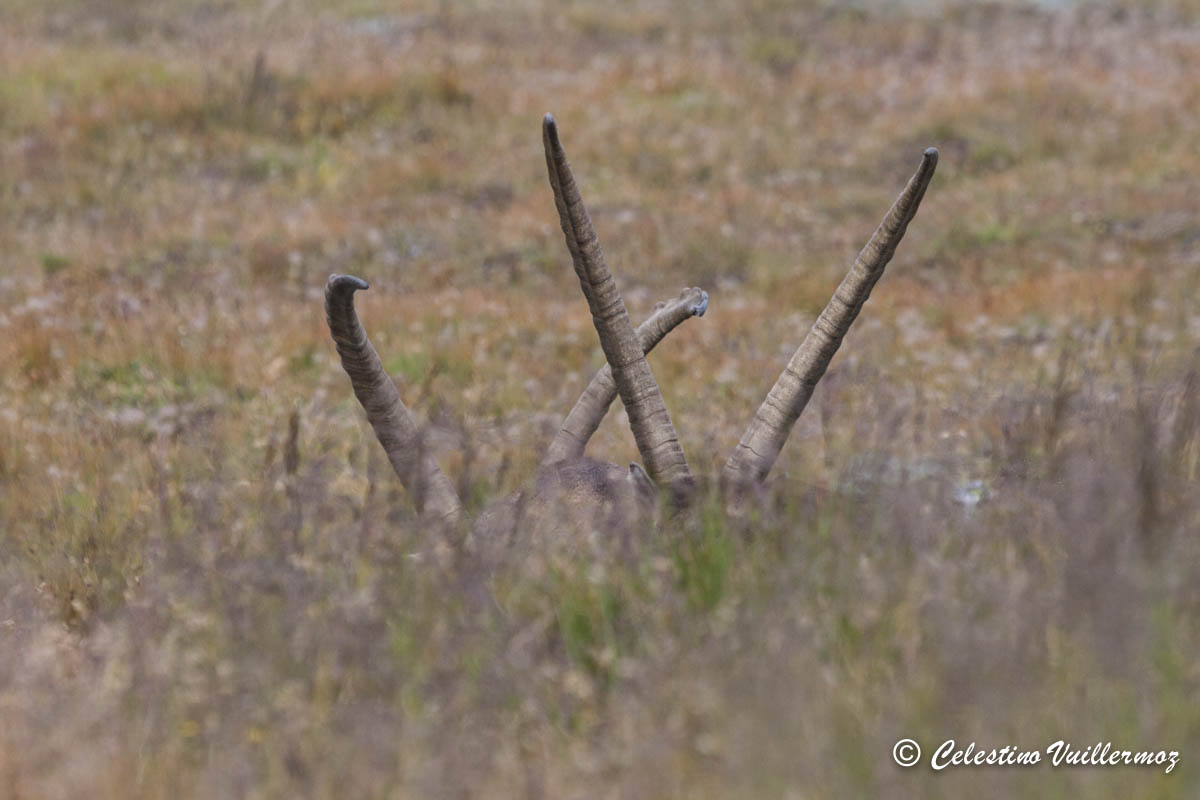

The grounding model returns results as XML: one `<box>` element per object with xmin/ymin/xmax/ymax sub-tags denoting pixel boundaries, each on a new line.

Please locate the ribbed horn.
<box><xmin>542</xmin><ymin>113</ymin><xmax>694</xmax><ymax>491</ymax></box>
<box><xmin>325</xmin><ymin>274</ymin><xmax>464</xmax><ymax>523</ymax></box>
<box><xmin>545</xmin><ymin>286</ymin><xmax>709</xmax><ymax>465</ymax></box>
<box><xmin>723</xmin><ymin>148</ymin><xmax>938</xmax><ymax>487</ymax></box>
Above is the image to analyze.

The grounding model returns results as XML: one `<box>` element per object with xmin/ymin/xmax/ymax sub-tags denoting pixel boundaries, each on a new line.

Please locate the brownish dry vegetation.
<box><xmin>1</xmin><ymin>0</ymin><xmax>1199</xmax><ymax>797</ymax></box>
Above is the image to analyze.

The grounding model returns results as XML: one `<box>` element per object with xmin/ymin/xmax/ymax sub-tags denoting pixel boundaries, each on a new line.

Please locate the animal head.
<box><xmin>325</xmin><ymin>114</ymin><xmax>937</xmax><ymax>535</ymax></box>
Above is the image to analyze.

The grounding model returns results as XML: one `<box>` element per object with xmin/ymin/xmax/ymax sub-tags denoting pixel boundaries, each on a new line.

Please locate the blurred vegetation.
<box><xmin>1</xmin><ymin>0</ymin><xmax>1199</xmax><ymax>797</ymax></box>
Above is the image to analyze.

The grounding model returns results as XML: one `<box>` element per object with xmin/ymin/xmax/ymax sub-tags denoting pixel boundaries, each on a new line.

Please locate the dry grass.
<box><xmin>1</xmin><ymin>0</ymin><xmax>1199</xmax><ymax>797</ymax></box>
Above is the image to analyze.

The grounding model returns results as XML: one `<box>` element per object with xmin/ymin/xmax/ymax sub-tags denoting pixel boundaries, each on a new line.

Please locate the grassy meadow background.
<box><xmin>2</xmin><ymin>0</ymin><xmax>1199</xmax><ymax>796</ymax></box>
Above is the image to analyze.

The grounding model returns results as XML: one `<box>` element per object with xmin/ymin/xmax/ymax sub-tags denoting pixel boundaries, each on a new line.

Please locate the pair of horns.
<box><xmin>541</xmin><ymin>114</ymin><xmax>938</xmax><ymax>491</ymax></box>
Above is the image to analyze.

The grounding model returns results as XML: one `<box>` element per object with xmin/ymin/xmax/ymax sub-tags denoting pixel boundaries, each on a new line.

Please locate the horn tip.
<box><xmin>922</xmin><ymin>147</ymin><xmax>939</xmax><ymax>165</ymax></box>
<box><xmin>694</xmin><ymin>289</ymin><xmax>709</xmax><ymax>317</ymax></box>
<box><xmin>326</xmin><ymin>274</ymin><xmax>370</xmax><ymax>293</ymax></box>
<box><xmin>543</xmin><ymin>112</ymin><xmax>558</xmax><ymax>138</ymax></box>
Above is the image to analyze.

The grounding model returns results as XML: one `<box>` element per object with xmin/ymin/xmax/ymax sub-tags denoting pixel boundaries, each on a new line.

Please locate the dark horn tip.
<box><xmin>694</xmin><ymin>290</ymin><xmax>709</xmax><ymax>317</ymax></box>
<box><xmin>542</xmin><ymin>113</ymin><xmax>560</xmax><ymax>146</ymax></box>
<box><xmin>922</xmin><ymin>147</ymin><xmax>939</xmax><ymax>166</ymax></box>
<box><xmin>327</xmin><ymin>274</ymin><xmax>370</xmax><ymax>294</ymax></box>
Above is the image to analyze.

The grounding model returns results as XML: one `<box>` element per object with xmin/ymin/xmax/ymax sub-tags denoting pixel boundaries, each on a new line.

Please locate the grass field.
<box><xmin>1</xmin><ymin>0</ymin><xmax>1198</xmax><ymax>797</ymax></box>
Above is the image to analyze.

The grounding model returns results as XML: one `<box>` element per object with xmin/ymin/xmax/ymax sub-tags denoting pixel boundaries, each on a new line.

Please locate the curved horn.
<box><xmin>723</xmin><ymin>148</ymin><xmax>939</xmax><ymax>487</ymax></box>
<box><xmin>543</xmin><ymin>113</ymin><xmax>694</xmax><ymax>491</ymax></box>
<box><xmin>545</xmin><ymin>286</ymin><xmax>709</xmax><ymax>465</ymax></box>
<box><xmin>325</xmin><ymin>274</ymin><xmax>463</xmax><ymax>523</ymax></box>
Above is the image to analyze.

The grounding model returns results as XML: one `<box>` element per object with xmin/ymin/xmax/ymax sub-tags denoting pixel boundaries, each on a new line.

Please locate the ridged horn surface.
<box><xmin>545</xmin><ymin>286</ymin><xmax>709</xmax><ymax>465</ymax></box>
<box><xmin>723</xmin><ymin>148</ymin><xmax>939</xmax><ymax>487</ymax></box>
<box><xmin>542</xmin><ymin>113</ymin><xmax>694</xmax><ymax>490</ymax></box>
<box><xmin>325</xmin><ymin>274</ymin><xmax>463</xmax><ymax>523</ymax></box>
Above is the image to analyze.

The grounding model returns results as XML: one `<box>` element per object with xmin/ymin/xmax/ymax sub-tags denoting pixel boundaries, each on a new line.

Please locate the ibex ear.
<box><xmin>627</xmin><ymin>462</ymin><xmax>657</xmax><ymax>507</ymax></box>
